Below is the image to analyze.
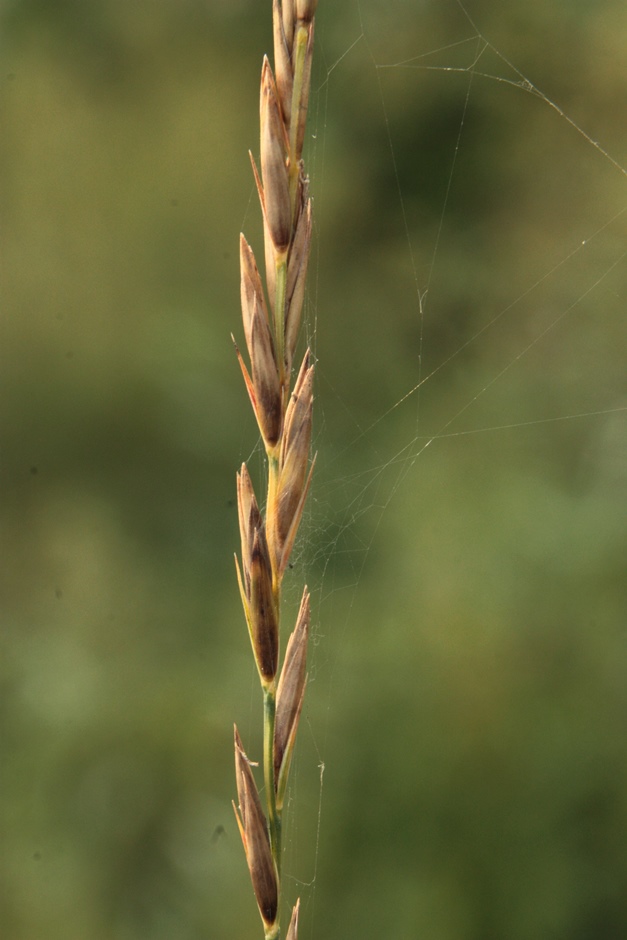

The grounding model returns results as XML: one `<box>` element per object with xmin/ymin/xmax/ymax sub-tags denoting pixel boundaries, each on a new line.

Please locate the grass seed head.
<box><xmin>233</xmin><ymin>1</ymin><xmax>317</xmax><ymax>933</ymax></box>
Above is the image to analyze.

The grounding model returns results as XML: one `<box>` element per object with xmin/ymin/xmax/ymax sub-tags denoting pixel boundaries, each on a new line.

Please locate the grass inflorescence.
<box><xmin>232</xmin><ymin>3</ymin><xmax>318</xmax><ymax>938</ymax></box>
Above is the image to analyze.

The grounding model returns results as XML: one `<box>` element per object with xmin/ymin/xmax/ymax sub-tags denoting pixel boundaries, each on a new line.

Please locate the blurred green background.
<box><xmin>2</xmin><ymin>1</ymin><xmax>626</xmax><ymax>938</ymax></box>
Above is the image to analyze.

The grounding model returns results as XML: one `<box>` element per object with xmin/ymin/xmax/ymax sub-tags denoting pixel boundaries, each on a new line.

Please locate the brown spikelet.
<box><xmin>273</xmin><ymin>353</ymin><xmax>314</xmax><ymax>565</ymax></box>
<box><xmin>250</xmin><ymin>298</ymin><xmax>282</xmax><ymax>447</ymax></box>
<box><xmin>249</xmin><ymin>528</ymin><xmax>279</xmax><ymax>682</ymax></box>
<box><xmin>237</xmin><ymin>463</ymin><xmax>262</xmax><ymax>591</ymax></box>
<box><xmin>260</xmin><ymin>57</ymin><xmax>291</xmax><ymax>253</ymax></box>
<box><xmin>275</xmin><ymin>588</ymin><xmax>310</xmax><ymax>808</ymax></box>
<box><xmin>234</xmin><ymin>727</ymin><xmax>279</xmax><ymax>928</ymax></box>
<box><xmin>233</xmin><ymin>333</ymin><xmax>281</xmax><ymax>451</ymax></box>
<box><xmin>240</xmin><ymin>234</ymin><xmax>269</xmax><ymax>354</ymax></box>
<box><xmin>236</xmin><ymin>466</ymin><xmax>278</xmax><ymax>685</ymax></box>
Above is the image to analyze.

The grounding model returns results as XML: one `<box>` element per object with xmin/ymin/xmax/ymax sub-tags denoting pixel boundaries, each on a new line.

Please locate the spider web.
<box><xmin>278</xmin><ymin>1</ymin><xmax>627</xmax><ymax>935</ymax></box>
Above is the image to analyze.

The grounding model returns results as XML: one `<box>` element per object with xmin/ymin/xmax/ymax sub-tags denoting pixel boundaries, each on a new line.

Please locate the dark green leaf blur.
<box><xmin>2</xmin><ymin>1</ymin><xmax>626</xmax><ymax>938</ymax></box>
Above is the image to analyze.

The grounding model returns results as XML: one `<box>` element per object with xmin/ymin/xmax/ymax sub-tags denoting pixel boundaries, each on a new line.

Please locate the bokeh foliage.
<box><xmin>2</xmin><ymin>1</ymin><xmax>626</xmax><ymax>938</ymax></box>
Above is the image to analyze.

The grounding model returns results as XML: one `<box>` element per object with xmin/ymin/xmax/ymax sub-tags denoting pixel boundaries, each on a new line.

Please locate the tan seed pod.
<box><xmin>250</xmin><ymin>527</ymin><xmax>279</xmax><ymax>683</ymax></box>
<box><xmin>274</xmin><ymin>588</ymin><xmax>310</xmax><ymax>807</ymax></box>
<box><xmin>277</xmin><ymin>355</ymin><xmax>313</xmax><ymax>539</ymax></box>
<box><xmin>248</xmin><ymin>151</ymin><xmax>280</xmax><ymax>315</ymax></box>
<box><xmin>264</xmin><ymin>353</ymin><xmax>314</xmax><ymax>576</ymax></box>
<box><xmin>250</xmin><ymin>296</ymin><xmax>282</xmax><ymax>447</ymax></box>
<box><xmin>237</xmin><ymin>463</ymin><xmax>263</xmax><ymax>591</ymax></box>
<box><xmin>233</xmin><ymin>727</ymin><xmax>279</xmax><ymax>929</ymax></box>
<box><xmin>233</xmin><ymin>330</ymin><xmax>281</xmax><ymax>451</ymax></box>
<box><xmin>260</xmin><ymin>57</ymin><xmax>291</xmax><ymax>253</ymax></box>
<box><xmin>284</xmin><ymin>197</ymin><xmax>312</xmax><ymax>372</ymax></box>
<box><xmin>235</xmin><ymin>472</ymin><xmax>278</xmax><ymax>686</ymax></box>
<box><xmin>240</xmin><ymin>234</ymin><xmax>269</xmax><ymax>354</ymax></box>
<box><xmin>281</xmin><ymin>352</ymin><xmax>313</xmax><ymax>466</ymax></box>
